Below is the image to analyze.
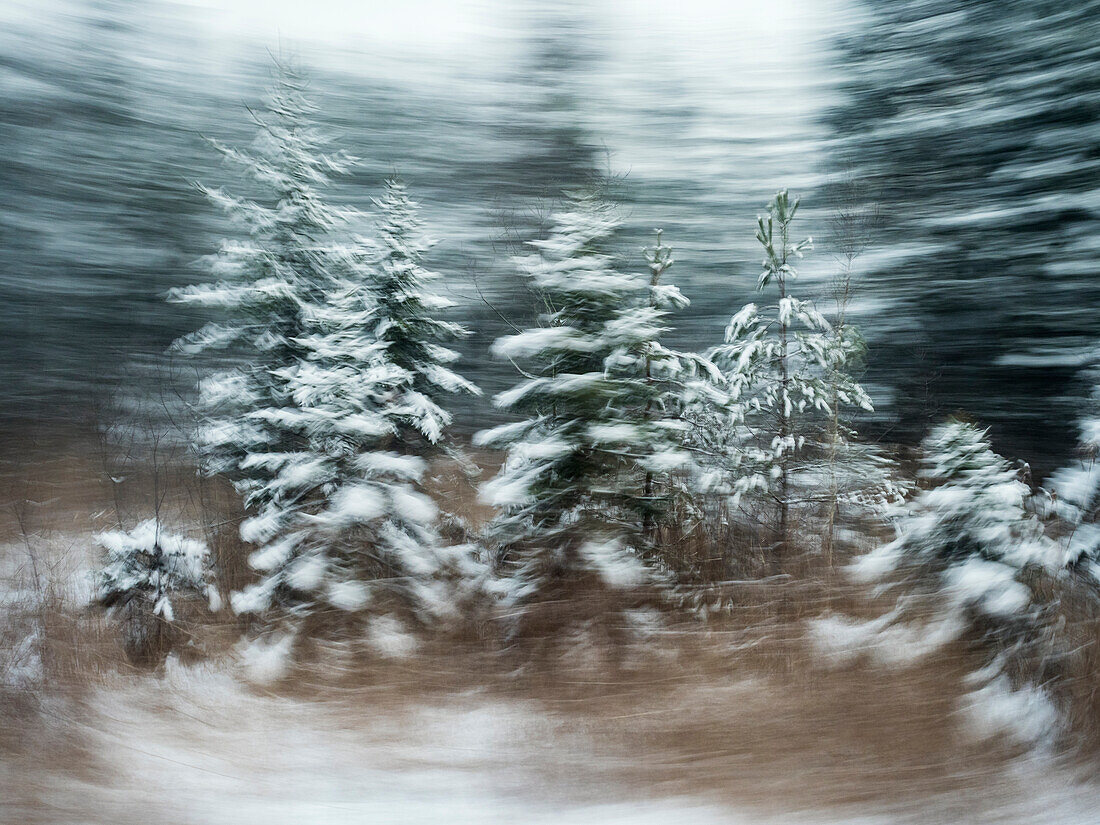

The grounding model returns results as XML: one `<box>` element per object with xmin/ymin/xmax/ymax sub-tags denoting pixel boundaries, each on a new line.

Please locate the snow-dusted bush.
<box><xmin>96</xmin><ymin>520</ymin><xmax>219</xmax><ymax>667</ymax></box>
<box><xmin>476</xmin><ymin>193</ymin><xmax>698</xmax><ymax>628</ymax></box>
<box><xmin>808</xmin><ymin>421</ymin><xmax>1095</xmax><ymax>744</ymax></box>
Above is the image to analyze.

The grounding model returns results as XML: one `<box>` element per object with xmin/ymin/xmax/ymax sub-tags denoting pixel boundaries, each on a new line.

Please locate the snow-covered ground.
<box><xmin>9</xmin><ymin>661</ymin><xmax>746</xmax><ymax>825</ymax></box>
<box><xmin>4</xmin><ymin>654</ymin><xmax>1100</xmax><ymax>825</ymax></box>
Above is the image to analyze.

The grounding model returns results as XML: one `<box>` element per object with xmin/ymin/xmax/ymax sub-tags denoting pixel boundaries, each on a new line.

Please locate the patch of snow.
<box><xmin>578</xmin><ymin>539</ymin><xmax>649</xmax><ymax>590</ymax></box>
<box><xmin>958</xmin><ymin>674</ymin><xmax>1059</xmax><ymax>748</ymax></box>
<box><xmin>586</xmin><ymin>423</ymin><xmax>642</xmax><ymax>443</ymax></box>
<box><xmin>1048</xmin><ymin>462</ymin><xmax>1100</xmax><ymax>513</ymax></box>
<box><xmin>236</xmin><ymin>633</ymin><xmax>294</xmax><ymax>685</ymax></box>
<box><xmin>389</xmin><ymin>486</ymin><xmax>437</xmax><ymax>524</ymax></box>
<box><xmin>480</xmin><ymin>467</ymin><xmax>539</xmax><ymax>508</ymax></box>
<box><xmin>230</xmin><ymin>580</ymin><xmax>275</xmax><ymax>616</ymax></box>
<box><xmin>942</xmin><ymin>558</ymin><xmax>1031</xmax><ymax>618</ymax></box>
<box><xmin>807</xmin><ymin>609</ymin><xmax>965</xmax><ymax>669</ymax></box>
<box><xmin>848</xmin><ymin>538</ymin><xmax>904</xmax><ymax>583</ymax></box>
<box><xmin>327</xmin><ymin>580</ymin><xmax>371</xmax><ymax>611</ymax></box>
<box><xmin>491</xmin><ymin>326</ymin><xmax>594</xmax><ymax>359</ymax></box>
<box><xmin>641</xmin><ymin>449</ymin><xmax>692</xmax><ymax>472</ymax></box>
<box><xmin>286</xmin><ymin>552</ymin><xmax>328</xmax><ymax>592</ymax></box>
<box><xmin>366</xmin><ymin>615</ymin><xmax>419</xmax><ymax>659</ymax></box>
<box><xmin>355</xmin><ymin>452</ymin><xmax>427</xmax><ymax>481</ymax></box>
<box><xmin>241</xmin><ymin>511</ymin><xmax>280</xmax><ymax>544</ymax></box>
<box><xmin>326</xmin><ymin>484</ymin><xmax>385</xmax><ymax>524</ymax></box>
<box><xmin>472</xmin><ymin>419</ymin><xmax>536</xmax><ymax>448</ymax></box>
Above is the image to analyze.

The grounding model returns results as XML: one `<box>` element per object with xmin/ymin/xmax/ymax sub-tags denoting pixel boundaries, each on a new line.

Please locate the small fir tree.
<box><xmin>170</xmin><ymin>61</ymin><xmax>356</xmax><ymax>486</ymax></box>
<box><xmin>632</xmin><ymin>231</ymin><xmax>687</xmax><ymax>539</ymax></box>
<box><xmin>475</xmin><ymin>193</ymin><xmax>695</xmax><ymax>620</ymax></box>
<box><xmin>368</xmin><ymin>178</ymin><xmax>480</xmax><ymax>447</ymax></box>
<box><xmin>621</xmin><ymin>229</ymin><xmax>716</xmax><ymax>544</ymax></box>
<box><xmin>227</xmin><ymin>265</ymin><xmax>480</xmax><ymax>633</ymax></box>
<box><xmin>854</xmin><ymin>421</ymin><xmax>1062</xmax><ymax>632</ymax></box>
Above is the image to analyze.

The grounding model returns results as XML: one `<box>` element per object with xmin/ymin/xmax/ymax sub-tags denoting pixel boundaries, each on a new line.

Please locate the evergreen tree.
<box><xmin>170</xmin><ymin>62</ymin><xmax>354</xmax><ymax>481</ymax></box>
<box><xmin>228</xmin><ymin>262</ymin><xmax>479</xmax><ymax>632</ymax></box>
<box><xmin>171</xmin><ymin>64</ymin><xmax>479</xmax><ymax>639</ymax></box>
<box><xmin>634</xmin><ymin>230</ymin><xmax>712</xmax><ymax>540</ymax></box>
<box><xmin>705</xmin><ymin>190</ymin><xmax>872</xmax><ymax>553</ymax></box>
<box><xmin>474</xmin><ymin>193</ymin><xmax>694</xmax><ymax>615</ymax></box>
<box><xmin>610</xmin><ymin>228</ymin><xmax>716</xmax><ymax>544</ymax></box>
<box><xmin>854</xmin><ymin>421</ymin><xmax>1062</xmax><ymax>631</ymax></box>
<box><xmin>368</xmin><ymin>178</ymin><xmax>480</xmax><ymax>447</ymax></box>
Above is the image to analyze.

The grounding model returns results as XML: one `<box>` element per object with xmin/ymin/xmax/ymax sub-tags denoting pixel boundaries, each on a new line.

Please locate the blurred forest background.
<box><xmin>2</xmin><ymin>0</ymin><xmax>1098</xmax><ymax>477</ymax></box>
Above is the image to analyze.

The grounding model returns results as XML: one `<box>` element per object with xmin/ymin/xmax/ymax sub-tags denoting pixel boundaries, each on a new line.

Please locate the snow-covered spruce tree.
<box><xmin>170</xmin><ymin>62</ymin><xmax>354</xmax><ymax>484</ymax></box>
<box><xmin>228</xmin><ymin>264</ymin><xmax>483</xmax><ymax>641</ymax></box>
<box><xmin>96</xmin><ymin>520</ymin><xmax>220</xmax><ymax>667</ymax></box>
<box><xmin>170</xmin><ymin>64</ymin><xmax>480</xmax><ymax>647</ymax></box>
<box><xmin>852</xmin><ymin>421</ymin><xmax>1064</xmax><ymax>645</ymax></box>
<box><xmin>704</xmin><ymin>190</ymin><xmax>873</xmax><ymax>556</ymax></box>
<box><xmin>474</xmin><ymin>193</ymin><xmax>696</xmax><ymax>632</ymax></box>
<box><xmin>808</xmin><ymin>421</ymin><xmax>1092</xmax><ymax>742</ymax></box>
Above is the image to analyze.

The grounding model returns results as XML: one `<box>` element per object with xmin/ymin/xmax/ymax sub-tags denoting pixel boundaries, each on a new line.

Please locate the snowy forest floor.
<box><xmin>6</xmin><ymin>642</ymin><xmax>1100</xmax><ymax>824</ymax></box>
<box><xmin>4</xmin><ymin>430</ymin><xmax>1100</xmax><ymax>823</ymax></box>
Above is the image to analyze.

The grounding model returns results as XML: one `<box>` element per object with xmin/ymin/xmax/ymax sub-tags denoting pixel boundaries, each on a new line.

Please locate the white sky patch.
<box><xmin>179</xmin><ymin>0</ymin><xmax>510</xmax><ymax>48</ymax></box>
<box><xmin>174</xmin><ymin>0</ymin><xmax>525</xmax><ymax>78</ymax></box>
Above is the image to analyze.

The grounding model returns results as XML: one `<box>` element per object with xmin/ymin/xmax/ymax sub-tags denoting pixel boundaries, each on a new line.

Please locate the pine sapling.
<box><xmin>706</xmin><ymin>190</ymin><xmax>871</xmax><ymax>560</ymax></box>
